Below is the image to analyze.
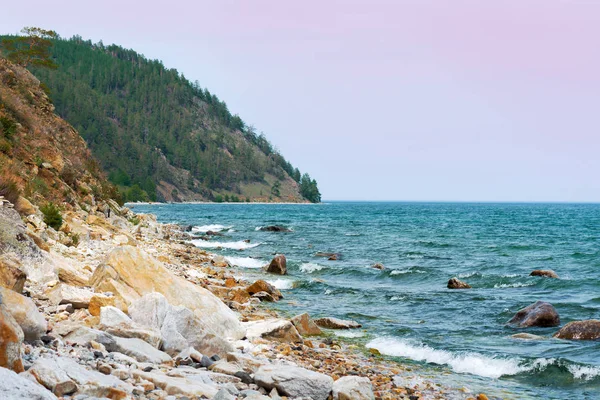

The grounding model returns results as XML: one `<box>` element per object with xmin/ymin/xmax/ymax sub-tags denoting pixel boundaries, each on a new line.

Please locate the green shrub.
<box><xmin>0</xmin><ymin>116</ymin><xmax>17</xmax><ymax>139</ymax></box>
<box><xmin>40</xmin><ymin>203</ymin><xmax>62</xmax><ymax>230</ymax></box>
<box><xmin>31</xmin><ymin>177</ymin><xmax>49</xmax><ymax>196</ymax></box>
<box><xmin>0</xmin><ymin>178</ymin><xmax>20</xmax><ymax>204</ymax></box>
<box><xmin>0</xmin><ymin>138</ymin><xmax>12</xmax><ymax>153</ymax></box>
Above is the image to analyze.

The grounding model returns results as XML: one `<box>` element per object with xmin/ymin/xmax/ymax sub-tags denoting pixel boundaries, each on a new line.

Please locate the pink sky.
<box><xmin>4</xmin><ymin>0</ymin><xmax>600</xmax><ymax>201</ymax></box>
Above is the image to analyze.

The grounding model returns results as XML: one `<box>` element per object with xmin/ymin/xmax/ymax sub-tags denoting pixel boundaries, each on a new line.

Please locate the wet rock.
<box><xmin>0</xmin><ymin>304</ymin><xmax>24</xmax><ymax>372</ymax></box>
<box><xmin>26</xmin><ymin>357</ymin><xmax>78</xmax><ymax>396</ymax></box>
<box><xmin>265</xmin><ymin>255</ymin><xmax>287</xmax><ymax>275</ymax></box>
<box><xmin>246</xmin><ymin>280</ymin><xmax>282</xmax><ymax>301</ymax></box>
<box><xmin>244</xmin><ymin>319</ymin><xmax>303</xmax><ymax>343</ymax></box>
<box><xmin>291</xmin><ymin>313</ymin><xmax>322</xmax><ymax>336</ymax></box>
<box><xmin>507</xmin><ymin>301</ymin><xmax>560</xmax><ymax>327</ymax></box>
<box><xmin>46</xmin><ymin>283</ymin><xmax>94</xmax><ymax>309</ymax></box>
<box><xmin>511</xmin><ymin>333</ymin><xmax>545</xmax><ymax>340</ymax></box>
<box><xmin>332</xmin><ymin>376</ymin><xmax>375</xmax><ymax>400</ymax></box>
<box><xmin>530</xmin><ymin>270</ymin><xmax>559</xmax><ymax>279</ymax></box>
<box><xmin>99</xmin><ymin>306</ymin><xmax>162</xmax><ymax>348</ymax></box>
<box><xmin>315</xmin><ymin>252</ymin><xmax>341</xmax><ymax>261</ymax></box>
<box><xmin>553</xmin><ymin>320</ymin><xmax>600</xmax><ymax>340</ymax></box>
<box><xmin>314</xmin><ymin>317</ymin><xmax>362</xmax><ymax>329</ymax></box>
<box><xmin>0</xmin><ymin>366</ymin><xmax>57</xmax><ymax>399</ymax></box>
<box><xmin>447</xmin><ymin>277</ymin><xmax>471</xmax><ymax>289</ymax></box>
<box><xmin>0</xmin><ymin>257</ymin><xmax>27</xmax><ymax>292</ymax></box>
<box><xmin>0</xmin><ymin>287</ymin><xmax>47</xmax><ymax>341</ymax></box>
<box><xmin>370</xmin><ymin>263</ymin><xmax>385</xmax><ymax>270</ymax></box>
<box><xmin>252</xmin><ymin>291</ymin><xmax>276</xmax><ymax>302</ymax></box>
<box><xmin>254</xmin><ymin>364</ymin><xmax>334</xmax><ymax>400</ymax></box>
<box><xmin>259</xmin><ymin>226</ymin><xmax>291</xmax><ymax>232</ymax></box>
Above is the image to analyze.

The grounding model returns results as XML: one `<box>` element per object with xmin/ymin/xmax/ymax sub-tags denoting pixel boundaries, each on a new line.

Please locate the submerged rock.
<box><xmin>332</xmin><ymin>376</ymin><xmax>375</xmax><ymax>400</ymax></box>
<box><xmin>259</xmin><ymin>226</ymin><xmax>291</xmax><ymax>232</ymax></box>
<box><xmin>530</xmin><ymin>269</ymin><xmax>559</xmax><ymax>279</ymax></box>
<box><xmin>0</xmin><ymin>303</ymin><xmax>24</xmax><ymax>372</ymax></box>
<box><xmin>254</xmin><ymin>364</ymin><xmax>333</xmax><ymax>400</ymax></box>
<box><xmin>511</xmin><ymin>333</ymin><xmax>546</xmax><ymax>340</ymax></box>
<box><xmin>447</xmin><ymin>277</ymin><xmax>471</xmax><ymax>289</ymax></box>
<box><xmin>507</xmin><ymin>301</ymin><xmax>560</xmax><ymax>327</ymax></box>
<box><xmin>370</xmin><ymin>263</ymin><xmax>385</xmax><ymax>270</ymax></box>
<box><xmin>314</xmin><ymin>317</ymin><xmax>362</xmax><ymax>329</ymax></box>
<box><xmin>553</xmin><ymin>320</ymin><xmax>600</xmax><ymax>340</ymax></box>
<box><xmin>315</xmin><ymin>252</ymin><xmax>341</xmax><ymax>261</ymax></box>
<box><xmin>291</xmin><ymin>313</ymin><xmax>322</xmax><ymax>336</ymax></box>
<box><xmin>265</xmin><ymin>255</ymin><xmax>287</xmax><ymax>275</ymax></box>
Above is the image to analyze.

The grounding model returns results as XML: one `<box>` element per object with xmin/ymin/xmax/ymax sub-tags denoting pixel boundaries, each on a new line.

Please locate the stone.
<box><xmin>254</xmin><ymin>364</ymin><xmax>334</xmax><ymax>400</ymax></box>
<box><xmin>56</xmin><ymin>262</ymin><xmax>91</xmax><ymax>287</ymax></box>
<box><xmin>175</xmin><ymin>347</ymin><xmax>204</xmax><ymax>365</ymax></box>
<box><xmin>447</xmin><ymin>277</ymin><xmax>471</xmax><ymax>289</ymax></box>
<box><xmin>0</xmin><ymin>366</ymin><xmax>58</xmax><ymax>399</ymax></box>
<box><xmin>14</xmin><ymin>196</ymin><xmax>36</xmax><ymax>216</ymax></box>
<box><xmin>46</xmin><ymin>283</ymin><xmax>94</xmax><ymax>308</ymax></box>
<box><xmin>370</xmin><ymin>263</ymin><xmax>385</xmax><ymax>270</ymax></box>
<box><xmin>291</xmin><ymin>313</ymin><xmax>322</xmax><ymax>336</ymax></box>
<box><xmin>252</xmin><ymin>291</ymin><xmax>276</xmax><ymax>302</ymax></box>
<box><xmin>90</xmin><ymin>246</ymin><xmax>245</xmax><ymax>340</ymax></box>
<box><xmin>88</xmin><ymin>295</ymin><xmax>116</xmax><ymax>316</ymax></box>
<box><xmin>0</xmin><ymin>257</ymin><xmax>27</xmax><ymax>292</ymax></box>
<box><xmin>553</xmin><ymin>320</ymin><xmax>600</xmax><ymax>340</ymax></box>
<box><xmin>244</xmin><ymin>319</ymin><xmax>303</xmax><ymax>343</ymax></box>
<box><xmin>209</xmin><ymin>359</ymin><xmax>243</xmax><ymax>376</ymax></box>
<box><xmin>214</xmin><ymin>388</ymin><xmax>236</xmax><ymax>400</ymax></box>
<box><xmin>0</xmin><ymin>304</ymin><xmax>24</xmax><ymax>372</ymax></box>
<box><xmin>246</xmin><ymin>280</ymin><xmax>282</xmax><ymax>301</ymax></box>
<box><xmin>99</xmin><ymin>306</ymin><xmax>162</xmax><ymax>348</ymax></box>
<box><xmin>507</xmin><ymin>301</ymin><xmax>560</xmax><ymax>327</ymax></box>
<box><xmin>265</xmin><ymin>255</ymin><xmax>286</xmax><ymax>275</ymax></box>
<box><xmin>315</xmin><ymin>252</ymin><xmax>341</xmax><ymax>260</ymax></box>
<box><xmin>0</xmin><ymin>287</ymin><xmax>47</xmax><ymax>341</ymax></box>
<box><xmin>105</xmin><ymin>336</ymin><xmax>172</xmax><ymax>364</ymax></box>
<box><xmin>26</xmin><ymin>357</ymin><xmax>78</xmax><ymax>396</ymax></box>
<box><xmin>511</xmin><ymin>333</ymin><xmax>545</xmax><ymax>340</ymax></box>
<box><xmin>259</xmin><ymin>226</ymin><xmax>291</xmax><ymax>232</ymax></box>
<box><xmin>132</xmin><ymin>370</ymin><xmax>218</xmax><ymax>398</ymax></box>
<box><xmin>530</xmin><ymin>270</ymin><xmax>559</xmax><ymax>279</ymax></box>
<box><xmin>332</xmin><ymin>376</ymin><xmax>375</xmax><ymax>400</ymax></box>
<box><xmin>314</xmin><ymin>317</ymin><xmax>362</xmax><ymax>329</ymax></box>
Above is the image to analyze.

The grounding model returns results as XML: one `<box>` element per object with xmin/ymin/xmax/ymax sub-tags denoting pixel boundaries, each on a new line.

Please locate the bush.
<box><xmin>0</xmin><ymin>116</ymin><xmax>17</xmax><ymax>139</ymax></box>
<box><xmin>0</xmin><ymin>178</ymin><xmax>20</xmax><ymax>204</ymax></box>
<box><xmin>40</xmin><ymin>203</ymin><xmax>62</xmax><ymax>230</ymax></box>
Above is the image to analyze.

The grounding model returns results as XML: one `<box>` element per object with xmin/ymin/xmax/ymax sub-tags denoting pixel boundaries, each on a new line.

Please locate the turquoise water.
<box><xmin>130</xmin><ymin>202</ymin><xmax>600</xmax><ymax>399</ymax></box>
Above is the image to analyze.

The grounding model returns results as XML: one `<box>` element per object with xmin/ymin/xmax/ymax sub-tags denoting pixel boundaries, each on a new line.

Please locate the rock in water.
<box><xmin>259</xmin><ymin>226</ymin><xmax>291</xmax><ymax>232</ymax></box>
<box><xmin>530</xmin><ymin>269</ymin><xmax>559</xmax><ymax>279</ymax></box>
<box><xmin>0</xmin><ymin>367</ymin><xmax>58</xmax><ymax>399</ymax></box>
<box><xmin>332</xmin><ymin>376</ymin><xmax>375</xmax><ymax>400</ymax></box>
<box><xmin>254</xmin><ymin>364</ymin><xmax>333</xmax><ymax>400</ymax></box>
<box><xmin>90</xmin><ymin>246</ymin><xmax>245</xmax><ymax>340</ymax></box>
<box><xmin>291</xmin><ymin>313</ymin><xmax>322</xmax><ymax>336</ymax></box>
<box><xmin>265</xmin><ymin>255</ymin><xmax>287</xmax><ymax>275</ymax></box>
<box><xmin>0</xmin><ymin>257</ymin><xmax>27</xmax><ymax>292</ymax></box>
<box><xmin>507</xmin><ymin>301</ymin><xmax>560</xmax><ymax>327</ymax></box>
<box><xmin>314</xmin><ymin>317</ymin><xmax>362</xmax><ymax>329</ymax></box>
<box><xmin>447</xmin><ymin>277</ymin><xmax>471</xmax><ymax>289</ymax></box>
<box><xmin>0</xmin><ymin>287</ymin><xmax>47</xmax><ymax>341</ymax></box>
<box><xmin>0</xmin><ymin>304</ymin><xmax>24</xmax><ymax>372</ymax></box>
<box><xmin>246</xmin><ymin>280</ymin><xmax>282</xmax><ymax>301</ymax></box>
<box><xmin>553</xmin><ymin>320</ymin><xmax>600</xmax><ymax>340</ymax></box>
<box><xmin>370</xmin><ymin>263</ymin><xmax>385</xmax><ymax>270</ymax></box>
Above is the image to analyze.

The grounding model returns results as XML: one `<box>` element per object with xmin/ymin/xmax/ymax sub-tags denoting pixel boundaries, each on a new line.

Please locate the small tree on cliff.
<box><xmin>1</xmin><ymin>27</ymin><xmax>58</xmax><ymax>69</ymax></box>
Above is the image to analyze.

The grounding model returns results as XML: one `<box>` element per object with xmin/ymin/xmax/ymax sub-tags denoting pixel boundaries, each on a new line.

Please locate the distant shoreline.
<box><xmin>126</xmin><ymin>201</ymin><xmax>321</xmax><ymax>206</ymax></box>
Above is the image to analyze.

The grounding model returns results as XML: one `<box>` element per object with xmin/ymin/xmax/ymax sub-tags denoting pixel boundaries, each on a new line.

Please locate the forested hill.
<box><xmin>26</xmin><ymin>35</ymin><xmax>321</xmax><ymax>203</ymax></box>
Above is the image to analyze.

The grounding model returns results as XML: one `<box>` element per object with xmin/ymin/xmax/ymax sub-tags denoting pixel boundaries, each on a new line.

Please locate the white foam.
<box><xmin>493</xmin><ymin>282</ymin><xmax>534</xmax><ymax>288</ymax></box>
<box><xmin>567</xmin><ymin>364</ymin><xmax>600</xmax><ymax>381</ymax></box>
<box><xmin>191</xmin><ymin>224</ymin><xmax>232</xmax><ymax>233</ymax></box>
<box><xmin>345</xmin><ymin>233</ymin><xmax>361</xmax><ymax>236</ymax></box>
<box><xmin>300</xmin><ymin>263</ymin><xmax>325</xmax><ymax>273</ymax></box>
<box><xmin>458</xmin><ymin>271</ymin><xmax>480</xmax><ymax>278</ymax></box>
<box><xmin>334</xmin><ymin>330</ymin><xmax>365</xmax><ymax>338</ymax></box>
<box><xmin>390</xmin><ymin>269</ymin><xmax>426</xmax><ymax>275</ymax></box>
<box><xmin>267</xmin><ymin>279</ymin><xmax>294</xmax><ymax>290</ymax></box>
<box><xmin>225</xmin><ymin>256</ymin><xmax>266</xmax><ymax>269</ymax></box>
<box><xmin>366</xmin><ymin>337</ymin><xmax>527</xmax><ymax>379</ymax></box>
<box><xmin>190</xmin><ymin>240</ymin><xmax>261</xmax><ymax>250</ymax></box>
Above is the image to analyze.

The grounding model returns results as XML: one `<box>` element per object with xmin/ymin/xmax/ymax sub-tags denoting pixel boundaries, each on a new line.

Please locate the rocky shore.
<box><xmin>0</xmin><ymin>197</ymin><xmax>490</xmax><ymax>400</ymax></box>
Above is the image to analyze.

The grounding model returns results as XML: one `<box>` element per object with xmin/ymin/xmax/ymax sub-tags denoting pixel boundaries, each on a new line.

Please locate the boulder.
<box><xmin>0</xmin><ymin>257</ymin><xmax>27</xmax><ymax>292</ymax></box>
<box><xmin>291</xmin><ymin>313</ymin><xmax>322</xmax><ymax>336</ymax></box>
<box><xmin>553</xmin><ymin>320</ymin><xmax>600</xmax><ymax>340</ymax></box>
<box><xmin>447</xmin><ymin>277</ymin><xmax>471</xmax><ymax>289</ymax></box>
<box><xmin>370</xmin><ymin>263</ymin><xmax>385</xmax><ymax>270</ymax></box>
<box><xmin>0</xmin><ymin>287</ymin><xmax>47</xmax><ymax>341</ymax></box>
<box><xmin>99</xmin><ymin>306</ymin><xmax>162</xmax><ymax>348</ymax></box>
<box><xmin>332</xmin><ymin>376</ymin><xmax>375</xmax><ymax>400</ymax></box>
<box><xmin>0</xmin><ymin>304</ymin><xmax>24</xmax><ymax>372</ymax></box>
<box><xmin>243</xmin><ymin>319</ymin><xmax>303</xmax><ymax>343</ymax></box>
<box><xmin>254</xmin><ymin>364</ymin><xmax>333</xmax><ymax>400</ymax></box>
<box><xmin>265</xmin><ymin>255</ymin><xmax>287</xmax><ymax>275</ymax></box>
<box><xmin>14</xmin><ymin>196</ymin><xmax>36</xmax><ymax>216</ymax></box>
<box><xmin>511</xmin><ymin>333</ymin><xmax>545</xmax><ymax>340</ymax></box>
<box><xmin>507</xmin><ymin>301</ymin><xmax>560</xmax><ymax>327</ymax></box>
<box><xmin>315</xmin><ymin>252</ymin><xmax>341</xmax><ymax>261</ymax></box>
<box><xmin>0</xmin><ymin>366</ymin><xmax>58</xmax><ymax>399</ymax></box>
<box><xmin>314</xmin><ymin>317</ymin><xmax>362</xmax><ymax>329</ymax></box>
<box><xmin>46</xmin><ymin>283</ymin><xmax>94</xmax><ymax>309</ymax></box>
<box><xmin>246</xmin><ymin>280</ymin><xmax>283</xmax><ymax>301</ymax></box>
<box><xmin>100</xmin><ymin>335</ymin><xmax>172</xmax><ymax>364</ymax></box>
<box><xmin>88</xmin><ymin>294</ymin><xmax>116</xmax><ymax>316</ymax></box>
<box><xmin>56</xmin><ymin>261</ymin><xmax>90</xmax><ymax>287</ymax></box>
<box><xmin>90</xmin><ymin>246</ymin><xmax>245</xmax><ymax>340</ymax></box>
<box><xmin>26</xmin><ymin>357</ymin><xmax>78</xmax><ymax>396</ymax></box>
<box><xmin>132</xmin><ymin>370</ymin><xmax>218</xmax><ymax>398</ymax></box>
<box><xmin>259</xmin><ymin>226</ymin><xmax>291</xmax><ymax>232</ymax></box>
<box><xmin>252</xmin><ymin>291</ymin><xmax>276</xmax><ymax>302</ymax></box>
<box><xmin>530</xmin><ymin>270</ymin><xmax>559</xmax><ymax>279</ymax></box>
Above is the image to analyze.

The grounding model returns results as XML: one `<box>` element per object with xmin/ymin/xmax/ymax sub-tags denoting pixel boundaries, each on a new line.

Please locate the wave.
<box><xmin>493</xmin><ymin>282</ymin><xmax>535</xmax><ymax>288</ymax></box>
<box><xmin>390</xmin><ymin>268</ymin><xmax>427</xmax><ymax>276</ymax></box>
<box><xmin>224</xmin><ymin>256</ymin><xmax>265</xmax><ymax>269</ymax></box>
<box><xmin>334</xmin><ymin>330</ymin><xmax>365</xmax><ymax>338</ymax></box>
<box><xmin>267</xmin><ymin>278</ymin><xmax>294</xmax><ymax>290</ymax></box>
<box><xmin>191</xmin><ymin>224</ymin><xmax>232</xmax><ymax>233</ymax></box>
<box><xmin>457</xmin><ymin>271</ymin><xmax>481</xmax><ymax>278</ymax></box>
<box><xmin>300</xmin><ymin>263</ymin><xmax>325</xmax><ymax>273</ymax></box>
<box><xmin>345</xmin><ymin>233</ymin><xmax>362</xmax><ymax>236</ymax></box>
<box><xmin>190</xmin><ymin>240</ymin><xmax>261</xmax><ymax>250</ymax></box>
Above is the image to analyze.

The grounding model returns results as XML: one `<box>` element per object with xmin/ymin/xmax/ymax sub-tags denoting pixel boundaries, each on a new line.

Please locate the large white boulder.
<box><xmin>0</xmin><ymin>287</ymin><xmax>47</xmax><ymax>341</ymax></box>
<box><xmin>332</xmin><ymin>376</ymin><xmax>375</xmax><ymax>400</ymax></box>
<box><xmin>254</xmin><ymin>364</ymin><xmax>333</xmax><ymax>400</ymax></box>
<box><xmin>0</xmin><ymin>366</ymin><xmax>57</xmax><ymax>399</ymax></box>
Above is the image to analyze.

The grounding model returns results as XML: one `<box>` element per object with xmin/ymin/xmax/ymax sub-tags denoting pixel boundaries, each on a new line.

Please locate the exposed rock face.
<box><xmin>0</xmin><ymin>257</ymin><xmax>27</xmax><ymax>292</ymax></box>
<box><xmin>0</xmin><ymin>287</ymin><xmax>47</xmax><ymax>341</ymax></box>
<box><xmin>259</xmin><ymin>226</ymin><xmax>291</xmax><ymax>232</ymax></box>
<box><xmin>46</xmin><ymin>284</ymin><xmax>94</xmax><ymax>309</ymax></box>
<box><xmin>553</xmin><ymin>320</ymin><xmax>600</xmax><ymax>340</ymax></box>
<box><xmin>265</xmin><ymin>255</ymin><xmax>287</xmax><ymax>275</ymax></box>
<box><xmin>243</xmin><ymin>319</ymin><xmax>303</xmax><ymax>343</ymax></box>
<box><xmin>0</xmin><ymin>366</ymin><xmax>58</xmax><ymax>399</ymax></box>
<box><xmin>246</xmin><ymin>280</ymin><xmax>282</xmax><ymax>301</ymax></box>
<box><xmin>447</xmin><ymin>277</ymin><xmax>471</xmax><ymax>289</ymax></box>
<box><xmin>0</xmin><ymin>304</ymin><xmax>24</xmax><ymax>372</ymax></box>
<box><xmin>291</xmin><ymin>313</ymin><xmax>322</xmax><ymax>336</ymax></box>
<box><xmin>332</xmin><ymin>376</ymin><xmax>375</xmax><ymax>400</ymax></box>
<box><xmin>26</xmin><ymin>357</ymin><xmax>78</xmax><ymax>396</ymax></box>
<box><xmin>90</xmin><ymin>246</ymin><xmax>245</xmax><ymax>340</ymax></box>
<box><xmin>507</xmin><ymin>301</ymin><xmax>560</xmax><ymax>327</ymax></box>
<box><xmin>255</xmin><ymin>364</ymin><xmax>333</xmax><ymax>400</ymax></box>
<box><xmin>314</xmin><ymin>317</ymin><xmax>362</xmax><ymax>330</ymax></box>
<box><xmin>530</xmin><ymin>270</ymin><xmax>559</xmax><ymax>279</ymax></box>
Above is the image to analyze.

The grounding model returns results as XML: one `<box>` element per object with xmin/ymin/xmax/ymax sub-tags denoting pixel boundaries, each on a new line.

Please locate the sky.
<box><xmin>3</xmin><ymin>0</ymin><xmax>600</xmax><ymax>201</ymax></box>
